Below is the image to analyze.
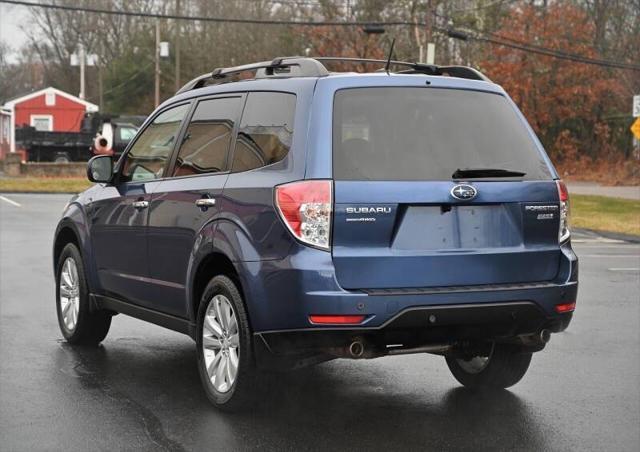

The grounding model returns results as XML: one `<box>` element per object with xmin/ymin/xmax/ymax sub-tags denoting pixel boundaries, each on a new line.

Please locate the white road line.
<box><xmin>575</xmin><ymin>245</ymin><xmax>640</xmax><ymax>250</ymax></box>
<box><xmin>0</xmin><ymin>195</ymin><xmax>21</xmax><ymax>207</ymax></box>
<box><xmin>579</xmin><ymin>255</ymin><xmax>640</xmax><ymax>258</ymax></box>
<box><xmin>572</xmin><ymin>239</ymin><xmax>625</xmax><ymax>244</ymax></box>
<box><xmin>608</xmin><ymin>268</ymin><xmax>640</xmax><ymax>272</ymax></box>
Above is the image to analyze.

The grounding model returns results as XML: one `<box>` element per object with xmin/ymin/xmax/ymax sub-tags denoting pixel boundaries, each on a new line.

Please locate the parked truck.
<box><xmin>15</xmin><ymin>113</ymin><xmax>144</xmax><ymax>162</ymax></box>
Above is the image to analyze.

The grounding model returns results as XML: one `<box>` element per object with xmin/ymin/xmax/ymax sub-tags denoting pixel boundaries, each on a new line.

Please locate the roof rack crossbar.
<box><xmin>175</xmin><ymin>56</ymin><xmax>490</xmax><ymax>95</ymax></box>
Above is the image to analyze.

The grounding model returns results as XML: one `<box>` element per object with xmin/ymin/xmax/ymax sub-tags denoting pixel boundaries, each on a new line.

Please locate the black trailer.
<box><xmin>15</xmin><ymin>127</ymin><xmax>94</xmax><ymax>162</ymax></box>
<box><xmin>15</xmin><ymin>113</ymin><xmax>145</xmax><ymax>162</ymax></box>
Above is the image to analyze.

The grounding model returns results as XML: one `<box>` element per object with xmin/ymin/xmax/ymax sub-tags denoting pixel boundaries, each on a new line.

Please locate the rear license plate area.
<box><xmin>391</xmin><ymin>205</ymin><xmax>522</xmax><ymax>250</ymax></box>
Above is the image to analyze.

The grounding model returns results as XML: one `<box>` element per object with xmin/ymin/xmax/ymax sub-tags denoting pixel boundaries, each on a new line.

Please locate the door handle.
<box><xmin>132</xmin><ymin>200</ymin><xmax>149</xmax><ymax>209</ymax></box>
<box><xmin>195</xmin><ymin>198</ymin><xmax>216</xmax><ymax>208</ymax></box>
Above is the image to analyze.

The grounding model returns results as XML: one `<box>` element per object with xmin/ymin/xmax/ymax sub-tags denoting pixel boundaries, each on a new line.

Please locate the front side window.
<box><xmin>231</xmin><ymin>92</ymin><xmax>296</xmax><ymax>173</ymax></box>
<box><xmin>122</xmin><ymin>103</ymin><xmax>190</xmax><ymax>182</ymax></box>
<box><xmin>172</xmin><ymin>97</ymin><xmax>242</xmax><ymax>177</ymax></box>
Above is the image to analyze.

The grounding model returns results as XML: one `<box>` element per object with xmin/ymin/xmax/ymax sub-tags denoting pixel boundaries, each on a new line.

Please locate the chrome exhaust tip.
<box><xmin>539</xmin><ymin>329</ymin><xmax>551</xmax><ymax>344</ymax></box>
<box><xmin>348</xmin><ymin>340</ymin><xmax>365</xmax><ymax>358</ymax></box>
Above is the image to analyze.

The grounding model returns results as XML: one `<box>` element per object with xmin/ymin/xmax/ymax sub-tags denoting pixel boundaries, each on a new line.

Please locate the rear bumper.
<box><xmin>239</xmin><ymin>241</ymin><xmax>578</xmax><ymax>334</ymax></box>
<box><xmin>256</xmin><ymin>300</ymin><xmax>573</xmax><ymax>359</ymax></box>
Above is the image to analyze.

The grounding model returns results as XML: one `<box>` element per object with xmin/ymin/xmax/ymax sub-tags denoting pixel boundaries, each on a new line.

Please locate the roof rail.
<box><xmin>314</xmin><ymin>57</ymin><xmax>490</xmax><ymax>81</ymax></box>
<box><xmin>176</xmin><ymin>57</ymin><xmax>329</xmax><ymax>94</ymax></box>
<box><xmin>176</xmin><ymin>56</ymin><xmax>490</xmax><ymax>95</ymax></box>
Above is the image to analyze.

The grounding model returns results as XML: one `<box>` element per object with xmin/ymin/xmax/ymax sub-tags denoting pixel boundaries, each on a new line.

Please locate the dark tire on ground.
<box><xmin>196</xmin><ymin>275</ymin><xmax>256</xmax><ymax>411</ymax></box>
<box><xmin>56</xmin><ymin>243</ymin><xmax>111</xmax><ymax>345</ymax></box>
<box><xmin>445</xmin><ymin>343</ymin><xmax>532</xmax><ymax>389</ymax></box>
<box><xmin>54</xmin><ymin>154</ymin><xmax>71</xmax><ymax>163</ymax></box>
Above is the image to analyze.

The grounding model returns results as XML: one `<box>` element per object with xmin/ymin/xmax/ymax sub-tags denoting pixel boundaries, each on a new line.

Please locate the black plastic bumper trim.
<box><xmin>256</xmin><ymin>301</ymin><xmax>573</xmax><ymax>357</ymax></box>
<box><xmin>256</xmin><ymin>301</ymin><xmax>548</xmax><ymax>335</ymax></box>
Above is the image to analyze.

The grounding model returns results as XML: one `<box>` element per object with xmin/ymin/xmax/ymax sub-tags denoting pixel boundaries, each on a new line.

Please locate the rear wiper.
<box><xmin>452</xmin><ymin>168</ymin><xmax>527</xmax><ymax>179</ymax></box>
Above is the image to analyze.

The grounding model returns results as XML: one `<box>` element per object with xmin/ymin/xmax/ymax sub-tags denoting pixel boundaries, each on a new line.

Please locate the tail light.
<box><xmin>309</xmin><ymin>314</ymin><xmax>366</xmax><ymax>325</ymax></box>
<box><xmin>275</xmin><ymin>180</ymin><xmax>332</xmax><ymax>250</ymax></box>
<box><xmin>556</xmin><ymin>180</ymin><xmax>571</xmax><ymax>243</ymax></box>
<box><xmin>555</xmin><ymin>301</ymin><xmax>576</xmax><ymax>313</ymax></box>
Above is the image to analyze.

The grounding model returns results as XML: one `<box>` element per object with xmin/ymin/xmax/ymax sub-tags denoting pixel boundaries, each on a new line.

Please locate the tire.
<box><xmin>196</xmin><ymin>275</ymin><xmax>256</xmax><ymax>411</ymax></box>
<box><xmin>56</xmin><ymin>243</ymin><xmax>111</xmax><ymax>345</ymax></box>
<box><xmin>54</xmin><ymin>154</ymin><xmax>70</xmax><ymax>163</ymax></box>
<box><xmin>445</xmin><ymin>343</ymin><xmax>532</xmax><ymax>389</ymax></box>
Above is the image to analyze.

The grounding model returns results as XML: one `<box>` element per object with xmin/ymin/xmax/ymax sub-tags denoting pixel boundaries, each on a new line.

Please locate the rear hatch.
<box><xmin>331</xmin><ymin>86</ymin><xmax>561</xmax><ymax>290</ymax></box>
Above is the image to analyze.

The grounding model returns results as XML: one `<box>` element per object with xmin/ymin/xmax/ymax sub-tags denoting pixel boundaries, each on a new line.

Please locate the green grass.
<box><xmin>571</xmin><ymin>194</ymin><xmax>640</xmax><ymax>236</ymax></box>
<box><xmin>0</xmin><ymin>177</ymin><xmax>92</xmax><ymax>193</ymax></box>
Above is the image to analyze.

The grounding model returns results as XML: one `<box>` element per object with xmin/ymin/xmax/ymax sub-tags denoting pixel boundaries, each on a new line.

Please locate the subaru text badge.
<box><xmin>451</xmin><ymin>184</ymin><xmax>477</xmax><ymax>201</ymax></box>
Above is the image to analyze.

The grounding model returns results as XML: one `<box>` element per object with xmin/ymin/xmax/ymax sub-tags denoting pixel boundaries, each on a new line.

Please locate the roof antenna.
<box><xmin>384</xmin><ymin>38</ymin><xmax>396</xmax><ymax>75</ymax></box>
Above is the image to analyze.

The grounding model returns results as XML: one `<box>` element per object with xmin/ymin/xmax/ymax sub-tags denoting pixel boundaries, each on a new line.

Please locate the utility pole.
<box><xmin>98</xmin><ymin>43</ymin><xmax>104</xmax><ymax>111</ymax></box>
<box><xmin>413</xmin><ymin>22</ymin><xmax>424</xmax><ymax>63</ymax></box>
<box><xmin>98</xmin><ymin>63</ymin><xmax>103</xmax><ymax>111</ymax></box>
<box><xmin>71</xmin><ymin>45</ymin><xmax>96</xmax><ymax>101</ymax></box>
<box><xmin>79</xmin><ymin>43</ymin><xmax>86</xmax><ymax>100</ymax></box>
<box><xmin>425</xmin><ymin>0</ymin><xmax>436</xmax><ymax>65</ymax></box>
<box><xmin>175</xmin><ymin>0</ymin><xmax>181</xmax><ymax>92</ymax></box>
<box><xmin>155</xmin><ymin>20</ymin><xmax>161</xmax><ymax>107</ymax></box>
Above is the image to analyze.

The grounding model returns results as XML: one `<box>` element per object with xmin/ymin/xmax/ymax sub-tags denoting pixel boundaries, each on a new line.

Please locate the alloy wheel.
<box><xmin>59</xmin><ymin>257</ymin><xmax>80</xmax><ymax>331</ymax></box>
<box><xmin>202</xmin><ymin>294</ymin><xmax>240</xmax><ymax>393</ymax></box>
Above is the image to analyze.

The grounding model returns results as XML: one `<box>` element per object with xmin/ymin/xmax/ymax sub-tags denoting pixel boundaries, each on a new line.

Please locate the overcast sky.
<box><xmin>0</xmin><ymin>3</ymin><xmax>30</xmax><ymax>63</ymax></box>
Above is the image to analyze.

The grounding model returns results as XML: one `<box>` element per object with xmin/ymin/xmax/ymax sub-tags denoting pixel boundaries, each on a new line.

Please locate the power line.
<box><xmin>101</xmin><ymin>62</ymin><xmax>153</xmax><ymax>97</ymax></box>
<box><xmin>0</xmin><ymin>0</ymin><xmax>415</xmax><ymax>26</ymax></box>
<box><xmin>432</xmin><ymin>11</ymin><xmax>640</xmax><ymax>71</ymax></box>
<box><xmin>433</xmin><ymin>9</ymin><xmax>593</xmax><ymax>50</ymax></box>
<box><xmin>475</xmin><ymin>33</ymin><xmax>638</xmax><ymax>70</ymax></box>
<box><xmin>2</xmin><ymin>0</ymin><xmax>638</xmax><ymax>71</ymax></box>
<box><xmin>439</xmin><ymin>23</ymin><xmax>640</xmax><ymax>70</ymax></box>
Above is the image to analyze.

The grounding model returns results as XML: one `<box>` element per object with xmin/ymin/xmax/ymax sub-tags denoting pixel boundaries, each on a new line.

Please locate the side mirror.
<box><xmin>87</xmin><ymin>155</ymin><xmax>113</xmax><ymax>183</ymax></box>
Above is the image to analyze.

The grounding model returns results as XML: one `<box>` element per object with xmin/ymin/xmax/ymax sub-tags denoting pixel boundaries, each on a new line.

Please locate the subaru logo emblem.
<box><xmin>450</xmin><ymin>184</ymin><xmax>477</xmax><ymax>201</ymax></box>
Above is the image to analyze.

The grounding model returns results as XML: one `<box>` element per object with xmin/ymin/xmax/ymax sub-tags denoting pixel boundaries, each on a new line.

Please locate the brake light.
<box><xmin>556</xmin><ymin>180</ymin><xmax>571</xmax><ymax>243</ymax></box>
<box><xmin>555</xmin><ymin>301</ymin><xmax>576</xmax><ymax>313</ymax></box>
<box><xmin>275</xmin><ymin>180</ymin><xmax>332</xmax><ymax>250</ymax></box>
<box><xmin>309</xmin><ymin>315</ymin><xmax>366</xmax><ymax>325</ymax></box>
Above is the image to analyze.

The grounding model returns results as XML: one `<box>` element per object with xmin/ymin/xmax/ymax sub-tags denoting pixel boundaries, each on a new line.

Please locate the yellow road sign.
<box><xmin>632</xmin><ymin>118</ymin><xmax>640</xmax><ymax>140</ymax></box>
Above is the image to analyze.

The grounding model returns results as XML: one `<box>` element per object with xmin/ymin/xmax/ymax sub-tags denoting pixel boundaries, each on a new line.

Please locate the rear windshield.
<box><xmin>332</xmin><ymin>87</ymin><xmax>552</xmax><ymax>181</ymax></box>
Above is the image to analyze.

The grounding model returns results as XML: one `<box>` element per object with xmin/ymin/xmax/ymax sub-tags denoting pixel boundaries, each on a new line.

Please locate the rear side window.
<box><xmin>231</xmin><ymin>92</ymin><xmax>296</xmax><ymax>172</ymax></box>
<box><xmin>172</xmin><ymin>96</ymin><xmax>242</xmax><ymax>177</ymax></box>
<box><xmin>333</xmin><ymin>88</ymin><xmax>552</xmax><ymax>181</ymax></box>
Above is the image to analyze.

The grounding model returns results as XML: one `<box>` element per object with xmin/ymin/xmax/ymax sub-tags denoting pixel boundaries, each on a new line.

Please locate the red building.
<box><xmin>1</xmin><ymin>87</ymin><xmax>98</xmax><ymax>156</ymax></box>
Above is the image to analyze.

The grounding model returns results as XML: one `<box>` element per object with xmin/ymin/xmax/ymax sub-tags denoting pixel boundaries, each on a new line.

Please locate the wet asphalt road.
<box><xmin>1</xmin><ymin>193</ymin><xmax>639</xmax><ymax>452</ymax></box>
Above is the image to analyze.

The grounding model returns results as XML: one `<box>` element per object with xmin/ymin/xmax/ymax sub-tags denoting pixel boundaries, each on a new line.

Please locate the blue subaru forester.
<box><xmin>53</xmin><ymin>57</ymin><xmax>578</xmax><ymax>410</ymax></box>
